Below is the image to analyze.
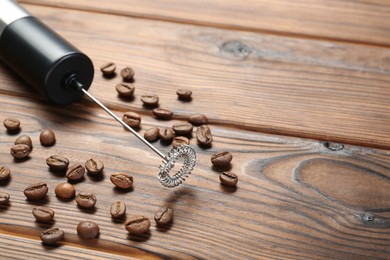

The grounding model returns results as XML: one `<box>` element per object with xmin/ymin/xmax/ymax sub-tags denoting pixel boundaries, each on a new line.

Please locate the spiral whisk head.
<box><xmin>158</xmin><ymin>145</ymin><xmax>196</xmax><ymax>188</ymax></box>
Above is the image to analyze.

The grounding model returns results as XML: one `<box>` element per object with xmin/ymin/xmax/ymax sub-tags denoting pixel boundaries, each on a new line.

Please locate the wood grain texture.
<box><xmin>1</xmin><ymin>4</ymin><xmax>389</xmax><ymax>149</ymax></box>
<box><xmin>19</xmin><ymin>0</ymin><xmax>390</xmax><ymax>46</ymax></box>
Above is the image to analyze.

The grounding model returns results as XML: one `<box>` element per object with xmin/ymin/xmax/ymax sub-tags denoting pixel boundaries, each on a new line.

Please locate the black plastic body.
<box><xmin>0</xmin><ymin>16</ymin><xmax>94</xmax><ymax>105</ymax></box>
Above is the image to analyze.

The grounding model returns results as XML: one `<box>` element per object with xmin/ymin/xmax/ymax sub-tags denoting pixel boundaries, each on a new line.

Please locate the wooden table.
<box><xmin>0</xmin><ymin>1</ymin><xmax>389</xmax><ymax>259</ymax></box>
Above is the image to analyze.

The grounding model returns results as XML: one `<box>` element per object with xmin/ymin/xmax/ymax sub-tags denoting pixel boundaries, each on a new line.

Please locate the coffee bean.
<box><xmin>55</xmin><ymin>182</ymin><xmax>75</xmax><ymax>200</ymax></box>
<box><xmin>196</xmin><ymin>125</ymin><xmax>213</xmax><ymax>147</ymax></box>
<box><xmin>32</xmin><ymin>206</ymin><xmax>54</xmax><ymax>223</ymax></box>
<box><xmin>176</xmin><ymin>89</ymin><xmax>192</xmax><ymax>100</ymax></box>
<box><xmin>153</xmin><ymin>108</ymin><xmax>173</xmax><ymax>120</ymax></box>
<box><xmin>172</xmin><ymin>123</ymin><xmax>193</xmax><ymax>136</ymax></box>
<box><xmin>15</xmin><ymin>135</ymin><xmax>32</xmax><ymax>149</ymax></box>
<box><xmin>66</xmin><ymin>164</ymin><xmax>85</xmax><ymax>181</ymax></box>
<box><xmin>219</xmin><ymin>172</ymin><xmax>238</xmax><ymax>187</ymax></box>
<box><xmin>3</xmin><ymin>118</ymin><xmax>20</xmax><ymax>132</ymax></box>
<box><xmin>141</xmin><ymin>95</ymin><xmax>159</xmax><ymax>107</ymax></box>
<box><xmin>10</xmin><ymin>144</ymin><xmax>30</xmax><ymax>159</ymax></box>
<box><xmin>172</xmin><ymin>136</ymin><xmax>189</xmax><ymax>148</ymax></box>
<box><xmin>154</xmin><ymin>207</ymin><xmax>173</xmax><ymax>225</ymax></box>
<box><xmin>144</xmin><ymin>127</ymin><xmax>160</xmax><ymax>142</ymax></box>
<box><xmin>77</xmin><ymin>221</ymin><xmax>99</xmax><ymax>239</ymax></box>
<box><xmin>24</xmin><ymin>182</ymin><xmax>48</xmax><ymax>200</ymax></box>
<box><xmin>110</xmin><ymin>173</ymin><xmax>133</xmax><ymax>189</ymax></box>
<box><xmin>46</xmin><ymin>155</ymin><xmax>69</xmax><ymax>171</ymax></box>
<box><xmin>125</xmin><ymin>215</ymin><xmax>150</xmax><ymax>235</ymax></box>
<box><xmin>110</xmin><ymin>201</ymin><xmax>126</xmax><ymax>218</ymax></box>
<box><xmin>211</xmin><ymin>151</ymin><xmax>233</xmax><ymax>167</ymax></box>
<box><xmin>40</xmin><ymin>228</ymin><xmax>64</xmax><ymax>245</ymax></box>
<box><xmin>0</xmin><ymin>191</ymin><xmax>10</xmax><ymax>205</ymax></box>
<box><xmin>100</xmin><ymin>62</ymin><xmax>116</xmax><ymax>76</ymax></box>
<box><xmin>122</xmin><ymin>112</ymin><xmax>141</xmax><ymax>128</ymax></box>
<box><xmin>76</xmin><ymin>192</ymin><xmax>97</xmax><ymax>208</ymax></box>
<box><xmin>40</xmin><ymin>128</ymin><xmax>56</xmax><ymax>146</ymax></box>
<box><xmin>159</xmin><ymin>128</ymin><xmax>174</xmax><ymax>143</ymax></box>
<box><xmin>115</xmin><ymin>83</ymin><xmax>135</xmax><ymax>98</ymax></box>
<box><xmin>0</xmin><ymin>166</ymin><xmax>11</xmax><ymax>181</ymax></box>
<box><xmin>121</xmin><ymin>67</ymin><xmax>135</xmax><ymax>82</ymax></box>
<box><xmin>85</xmin><ymin>158</ymin><xmax>104</xmax><ymax>175</ymax></box>
<box><xmin>188</xmin><ymin>114</ymin><xmax>208</xmax><ymax>126</ymax></box>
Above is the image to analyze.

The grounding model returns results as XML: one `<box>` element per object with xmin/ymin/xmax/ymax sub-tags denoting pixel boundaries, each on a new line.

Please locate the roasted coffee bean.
<box><xmin>0</xmin><ymin>166</ymin><xmax>11</xmax><ymax>181</ymax></box>
<box><xmin>121</xmin><ymin>67</ymin><xmax>135</xmax><ymax>82</ymax></box>
<box><xmin>196</xmin><ymin>125</ymin><xmax>212</xmax><ymax>146</ymax></box>
<box><xmin>153</xmin><ymin>108</ymin><xmax>173</xmax><ymax>120</ymax></box>
<box><xmin>125</xmin><ymin>215</ymin><xmax>150</xmax><ymax>235</ymax></box>
<box><xmin>46</xmin><ymin>155</ymin><xmax>69</xmax><ymax>171</ymax></box>
<box><xmin>66</xmin><ymin>164</ymin><xmax>85</xmax><ymax>181</ymax></box>
<box><xmin>110</xmin><ymin>173</ymin><xmax>133</xmax><ymax>189</ymax></box>
<box><xmin>10</xmin><ymin>144</ymin><xmax>30</xmax><ymax>159</ymax></box>
<box><xmin>100</xmin><ymin>62</ymin><xmax>116</xmax><ymax>76</ymax></box>
<box><xmin>77</xmin><ymin>221</ymin><xmax>99</xmax><ymax>239</ymax></box>
<box><xmin>76</xmin><ymin>192</ymin><xmax>97</xmax><ymax>208</ymax></box>
<box><xmin>32</xmin><ymin>206</ymin><xmax>54</xmax><ymax>223</ymax></box>
<box><xmin>85</xmin><ymin>158</ymin><xmax>104</xmax><ymax>175</ymax></box>
<box><xmin>55</xmin><ymin>182</ymin><xmax>75</xmax><ymax>200</ymax></box>
<box><xmin>144</xmin><ymin>127</ymin><xmax>160</xmax><ymax>142</ymax></box>
<box><xmin>40</xmin><ymin>228</ymin><xmax>64</xmax><ymax>245</ymax></box>
<box><xmin>176</xmin><ymin>89</ymin><xmax>192</xmax><ymax>100</ymax></box>
<box><xmin>159</xmin><ymin>128</ymin><xmax>174</xmax><ymax>143</ymax></box>
<box><xmin>15</xmin><ymin>135</ymin><xmax>32</xmax><ymax>149</ymax></box>
<box><xmin>219</xmin><ymin>172</ymin><xmax>238</xmax><ymax>187</ymax></box>
<box><xmin>110</xmin><ymin>201</ymin><xmax>126</xmax><ymax>218</ymax></box>
<box><xmin>172</xmin><ymin>123</ymin><xmax>193</xmax><ymax>136</ymax></box>
<box><xmin>172</xmin><ymin>136</ymin><xmax>190</xmax><ymax>148</ymax></box>
<box><xmin>122</xmin><ymin>112</ymin><xmax>141</xmax><ymax>128</ymax></box>
<box><xmin>40</xmin><ymin>128</ymin><xmax>56</xmax><ymax>146</ymax></box>
<box><xmin>141</xmin><ymin>95</ymin><xmax>159</xmax><ymax>107</ymax></box>
<box><xmin>24</xmin><ymin>182</ymin><xmax>48</xmax><ymax>200</ymax></box>
<box><xmin>115</xmin><ymin>83</ymin><xmax>135</xmax><ymax>97</ymax></box>
<box><xmin>211</xmin><ymin>151</ymin><xmax>233</xmax><ymax>167</ymax></box>
<box><xmin>0</xmin><ymin>191</ymin><xmax>10</xmax><ymax>205</ymax></box>
<box><xmin>3</xmin><ymin>118</ymin><xmax>20</xmax><ymax>132</ymax></box>
<box><xmin>188</xmin><ymin>114</ymin><xmax>208</xmax><ymax>126</ymax></box>
<box><xmin>154</xmin><ymin>207</ymin><xmax>173</xmax><ymax>225</ymax></box>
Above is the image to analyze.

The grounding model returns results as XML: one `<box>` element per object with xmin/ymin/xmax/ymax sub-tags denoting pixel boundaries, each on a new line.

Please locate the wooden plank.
<box><xmin>1</xmin><ymin>4</ymin><xmax>389</xmax><ymax>149</ymax></box>
<box><xmin>19</xmin><ymin>0</ymin><xmax>390</xmax><ymax>46</ymax></box>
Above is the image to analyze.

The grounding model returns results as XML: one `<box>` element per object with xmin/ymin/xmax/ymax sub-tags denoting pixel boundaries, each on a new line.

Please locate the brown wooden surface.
<box><xmin>0</xmin><ymin>1</ymin><xmax>389</xmax><ymax>259</ymax></box>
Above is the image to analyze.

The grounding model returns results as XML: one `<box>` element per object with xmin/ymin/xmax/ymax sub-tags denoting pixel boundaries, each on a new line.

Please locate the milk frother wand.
<box><xmin>0</xmin><ymin>0</ymin><xmax>196</xmax><ymax>187</ymax></box>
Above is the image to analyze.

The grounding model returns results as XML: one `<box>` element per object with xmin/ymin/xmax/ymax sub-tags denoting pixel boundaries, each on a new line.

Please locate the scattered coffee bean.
<box><xmin>100</xmin><ymin>62</ymin><xmax>116</xmax><ymax>76</ymax></box>
<box><xmin>154</xmin><ymin>207</ymin><xmax>173</xmax><ymax>225</ymax></box>
<box><xmin>0</xmin><ymin>191</ymin><xmax>10</xmax><ymax>205</ymax></box>
<box><xmin>66</xmin><ymin>164</ymin><xmax>85</xmax><ymax>181</ymax></box>
<box><xmin>40</xmin><ymin>128</ymin><xmax>56</xmax><ymax>146</ymax></box>
<box><xmin>188</xmin><ymin>114</ymin><xmax>208</xmax><ymax>126</ymax></box>
<box><xmin>3</xmin><ymin>118</ymin><xmax>20</xmax><ymax>132</ymax></box>
<box><xmin>176</xmin><ymin>89</ymin><xmax>192</xmax><ymax>100</ymax></box>
<box><xmin>219</xmin><ymin>172</ymin><xmax>238</xmax><ymax>187</ymax></box>
<box><xmin>40</xmin><ymin>228</ymin><xmax>64</xmax><ymax>245</ymax></box>
<box><xmin>85</xmin><ymin>158</ymin><xmax>104</xmax><ymax>175</ymax></box>
<box><xmin>115</xmin><ymin>83</ymin><xmax>135</xmax><ymax>98</ymax></box>
<box><xmin>159</xmin><ymin>128</ymin><xmax>174</xmax><ymax>143</ymax></box>
<box><xmin>32</xmin><ymin>206</ymin><xmax>54</xmax><ymax>223</ymax></box>
<box><xmin>144</xmin><ymin>127</ymin><xmax>160</xmax><ymax>142</ymax></box>
<box><xmin>196</xmin><ymin>125</ymin><xmax>213</xmax><ymax>147</ymax></box>
<box><xmin>153</xmin><ymin>108</ymin><xmax>173</xmax><ymax>120</ymax></box>
<box><xmin>141</xmin><ymin>95</ymin><xmax>159</xmax><ymax>107</ymax></box>
<box><xmin>0</xmin><ymin>166</ymin><xmax>11</xmax><ymax>181</ymax></box>
<box><xmin>77</xmin><ymin>221</ymin><xmax>99</xmax><ymax>239</ymax></box>
<box><xmin>172</xmin><ymin>136</ymin><xmax>190</xmax><ymax>148</ymax></box>
<box><xmin>172</xmin><ymin>123</ymin><xmax>193</xmax><ymax>136</ymax></box>
<box><xmin>76</xmin><ymin>192</ymin><xmax>97</xmax><ymax>208</ymax></box>
<box><xmin>10</xmin><ymin>144</ymin><xmax>30</xmax><ymax>159</ymax></box>
<box><xmin>110</xmin><ymin>201</ymin><xmax>126</xmax><ymax>218</ymax></box>
<box><xmin>122</xmin><ymin>112</ymin><xmax>141</xmax><ymax>128</ymax></box>
<box><xmin>46</xmin><ymin>155</ymin><xmax>69</xmax><ymax>171</ymax></box>
<box><xmin>24</xmin><ymin>182</ymin><xmax>48</xmax><ymax>200</ymax></box>
<box><xmin>121</xmin><ymin>67</ymin><xmax>135</xmax><ymax>82</ymax></box>
<box><xmin>125</xmin><ymin>215</ymin><xmax>150</xmax><ymax>235</ymax></box>
<box><xmin>55</xmin><ymin>182</ymin><xmax>75</xmax><ymax>200</ymax></box>
<box><xmin>211</xmin><ymin>151</ymin><xmax>233</xmax><ymax>167</ymax></box>
<box><xmin>15</xmin><ymin>135</ymin><xmax>32</xmax><ymax>149</ymax></box>
<box><xmin>110</xmin><ymin>173</ymin><xmax>133</xmax><ymax>189</ymax></box>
